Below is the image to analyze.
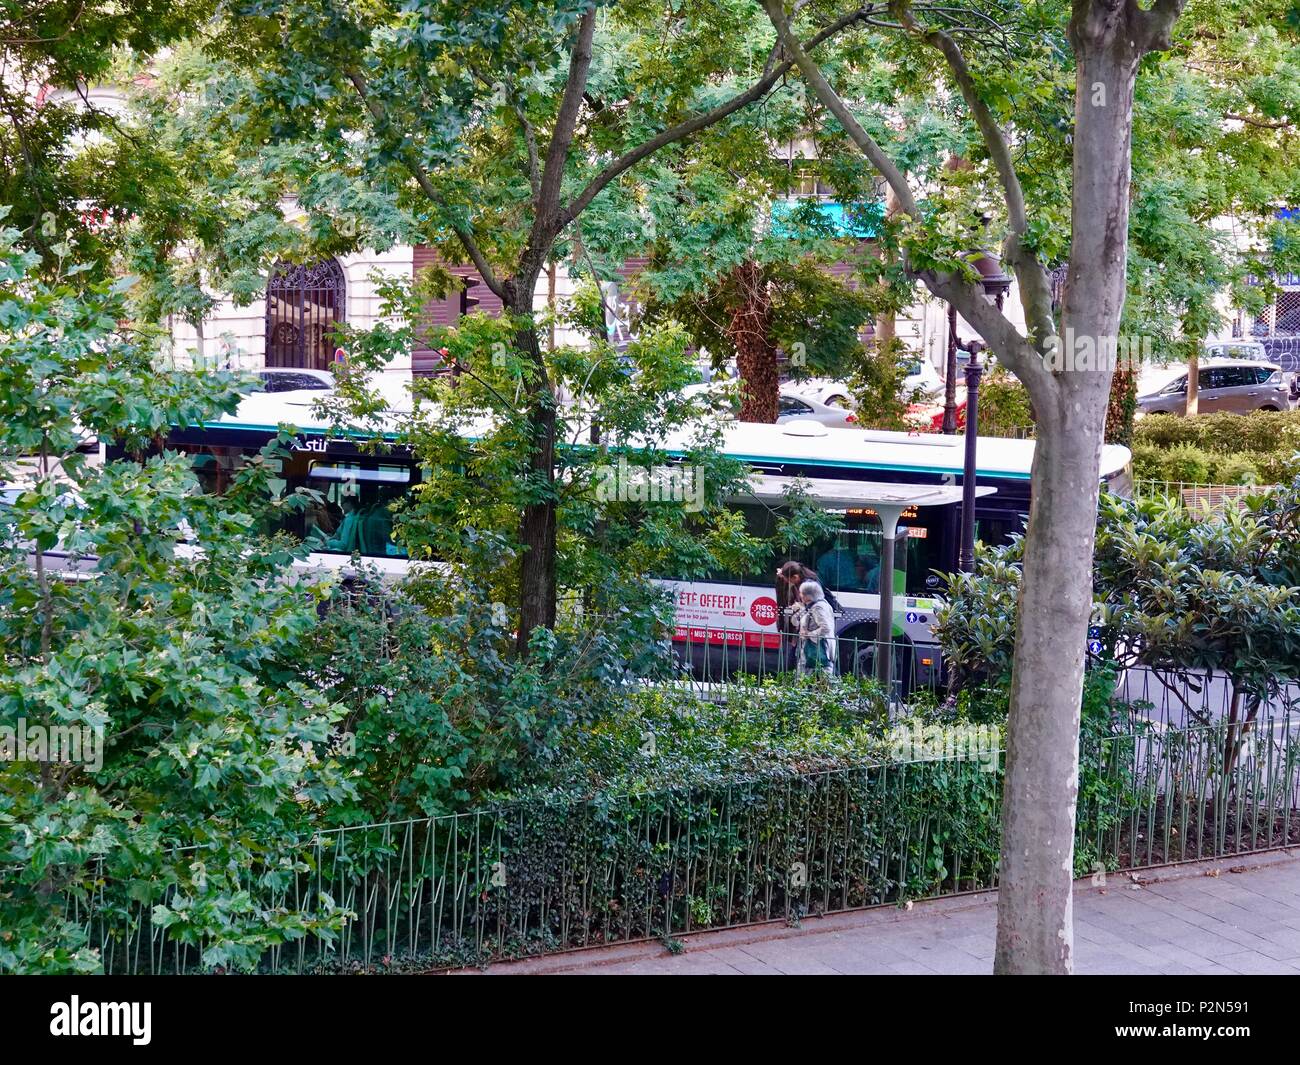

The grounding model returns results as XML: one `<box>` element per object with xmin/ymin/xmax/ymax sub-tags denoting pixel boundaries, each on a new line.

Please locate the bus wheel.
<box><xmin>838</xmin><ymin>626</ymin><xmax>877</xmax><ymax>678</ymax></box>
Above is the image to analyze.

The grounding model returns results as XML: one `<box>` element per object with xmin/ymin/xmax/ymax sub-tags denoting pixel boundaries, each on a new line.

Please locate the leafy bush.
<box><xmin>1208</xmin><ymin>453</ymin><xmax>1261</xmax><ymax>485</ymax></box>
<box><xmin>509</xmin><ymin>675</ymin><xmax>897</xmax><ymax>798</ymax></box>
<box><xmin>977</xmin><ymin>366</ymin><xmax>1036</xmax><ymax>437</ymax></box>
<box><xmin>0</xmin><ymin>226</ymin><xmax>354</xmax><ymax>973</ymax></box>
<box><xmin>932</xmin><ymin>538</ymin><xmax>1023</xmax><ymax>685</ymax></box>
<box><xmin>1132</xmin><ymin>410</ymin><xmax>1300</xmax><ymax>485</ymax></box>
<box><xmin>1150</xmin><ymin>442</ymin><xmax>1212</xmax><ymax>483</ymax></box>
<box><xmin>297</xmin><ymin>580</ymin><xmax>680</xmax><ymax>822</ymax></box>
<box><xmin>934</xmin><ymin>483</ymin><xmax>1300</xmax><ymax>700</ymax></box>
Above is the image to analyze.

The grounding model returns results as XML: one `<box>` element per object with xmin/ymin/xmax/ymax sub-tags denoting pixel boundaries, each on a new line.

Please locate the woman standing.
<box><xmin>796</xmin><ymin>581</ymin><xmax>838</xmax><ymax>679</ymax></box>
<box><xmin>776</xmin><ymin>561</ymin><xmax>839</xmax><ymax>670</ymax></box>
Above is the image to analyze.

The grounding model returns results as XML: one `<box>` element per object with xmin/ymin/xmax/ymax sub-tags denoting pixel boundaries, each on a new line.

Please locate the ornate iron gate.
<box><xmin>265</xmin><ymin>259</ymin><xmax>347</xmax><ymax>370</ymax></box>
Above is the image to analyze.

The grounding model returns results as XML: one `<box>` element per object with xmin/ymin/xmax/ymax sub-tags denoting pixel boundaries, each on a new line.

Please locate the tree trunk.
<box><xmin>995</xmin><ymin>27</ymin><xmax>1142</xmax><ymax>974</ymax></box>
<box><xmin>996</xmin><ymin>394</ymin><xmax>1104</xmax><ymax>973</ymax></box>
<box><xmin>508</xmin><ymin>271</ymin><xmax>559</xmax><ymax>656</ymax></box>
<box><xmin>727</xmin><ymin>260</ymin><xmax>779</xmax><ymax>422</ymax></box>
<box><xmin>1105</xmin><ymin>366</ymin><xmax>1136</xmax><ymax>445</ymax></box>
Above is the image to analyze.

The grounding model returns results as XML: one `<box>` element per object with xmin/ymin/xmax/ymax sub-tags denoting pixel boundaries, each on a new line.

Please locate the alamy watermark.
<box><xmin>50</xmin><ymin>997</ymin><xmax>151</xmax><ymax>1045</ymax></box>
<box><xmin>1042</xmin><ymin>329</ymin><xmax>1155</xmax><ymax>374</ymax></box>
<box><xmin>1</xmin><ymin>718</ymin><xmax>103</xmax><ymax>771</ymax></box>
<box><xmin>594</xmin><ymin>456</ymin><xmax>705</xmax><ymax>512</ymax></box>
<box><xmin>887</xmin><ymin>721</ymin><xmax>1002</xmax><ymax>773</ymax></box>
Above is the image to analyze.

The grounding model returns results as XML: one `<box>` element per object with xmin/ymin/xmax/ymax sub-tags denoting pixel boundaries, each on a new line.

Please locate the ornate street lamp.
<box><xmin>941</xmin><ymin>251</ymin><xmax>1013</xmax><ymax>434</ymax></box>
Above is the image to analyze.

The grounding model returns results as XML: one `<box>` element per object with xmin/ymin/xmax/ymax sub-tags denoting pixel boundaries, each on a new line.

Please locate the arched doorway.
<box><xmin>265</xmin><ymin>259</ymin><xmax>347</xmax><ymax>370</ymax></box>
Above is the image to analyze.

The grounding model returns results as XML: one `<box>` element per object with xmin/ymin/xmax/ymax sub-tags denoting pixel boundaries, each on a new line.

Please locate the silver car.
<box><xmin>680</xmin><ymin>379</ymin><xmax>859</xmax><ymax>427</ymax></box>
<box><xmin>1205</xmin><ymin>340</ymin><xmax>1299</xmax><ymax>399</ymax></box>
<box><xmin>1136</xmin><ymin>359</ymin><xmax>1292</xmax><ymax>417</ymax></box>
<box><xmin>774</xmin><ymin>392</ymin><xmax>857</xmax><ymax>429</ymax></box>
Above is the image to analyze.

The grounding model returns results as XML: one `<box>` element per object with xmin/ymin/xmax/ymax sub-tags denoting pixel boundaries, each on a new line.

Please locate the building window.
<box><xmin>1249</xmin><ymin>284</ymin><xmax>1300</xmax><ymax>337</ymax></box>
<box><xmin>265</xmin><ymin>259</ymin><xmax>347</xmax><ymax>369</ymax></box>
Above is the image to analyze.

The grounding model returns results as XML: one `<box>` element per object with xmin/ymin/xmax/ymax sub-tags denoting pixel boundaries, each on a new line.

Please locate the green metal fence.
<box><xmin>68</xmin><ymin>705</ymin><xmax>1300</xmax><ymax>974</ymax></box>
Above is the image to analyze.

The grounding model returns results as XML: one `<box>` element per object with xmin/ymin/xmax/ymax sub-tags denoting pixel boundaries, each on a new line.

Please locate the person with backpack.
<box><xmin>776</xmin><ymin>561</ymin><xmax>839</xmax><ymax>671</ymax></box>
<box><xmin>796</xmin><ymin>580</ymin><xmax>837</xmax><ymax>679</ymax></box>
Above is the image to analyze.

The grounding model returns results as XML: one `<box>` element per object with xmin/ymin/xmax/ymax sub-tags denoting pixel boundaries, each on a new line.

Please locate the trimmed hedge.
<box><xmin>1132</xmin><ymin>410</ymin><xmax>1300</xmax><ymax>484</ymax></box>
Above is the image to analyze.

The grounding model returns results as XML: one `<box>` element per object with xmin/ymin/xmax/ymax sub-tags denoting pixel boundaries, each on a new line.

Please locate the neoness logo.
<box><xmin>49</xmin><ymin>997</ymin><xmax>151</xmax><ymax>1045</ymax></box>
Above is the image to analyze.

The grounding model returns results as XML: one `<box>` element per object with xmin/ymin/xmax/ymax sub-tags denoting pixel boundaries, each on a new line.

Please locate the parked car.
<box><xmin>1136</xmin><ymin>358</ymin><xmax>1292</xmax><ymax>417</ymax></box>
<box><xmin>902</xmin><ymin>356</ymin><xmax>946</xmax><ymax>402</ymax></box>
<box><xmin>1204</xmin><ymin>339</ymin><xmax>1300</xmax><ymax>399</ymax></box>
<box><xmin>779</xmin><ymin>378</ymin><xmax>858</xmax><ymax>427</ymax></box>
<box><xmin>777</xmin><ymin>392</ymin><xmax>857</xmax><ymax>428</ymax></box>
<box><xmin>255</xmin><ymin>368</ymin><xmax>336</xmax><ymax>393</ymax></box>
<box><xmin>680</xmin><ymin>377</ymin><xmax>859</xmax><ymax>428</ymax></box>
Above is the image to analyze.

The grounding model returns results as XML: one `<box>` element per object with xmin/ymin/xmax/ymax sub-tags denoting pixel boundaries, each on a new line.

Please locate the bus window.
<box><xmin>975</xmin><ymin>512</ymin><xmax>1027</xmax><ymax>549</ymax></box>
<box><xmin>175</xmin><ymin>443</ymin><xmax>414</xmax><ymax>558</ymax></box>
<box><xmin>299</xmin><ymin>462</ymin><xmax>411</xmax><ymax>558</ymax></box>
<box><xmin>654</xmin><ymin>498</ymin><xmax>951</xmax><ymax>598</ymax></box>
<box><xmin>813</xmin><ymin>515</ymin><xmax>885</xmax><ymax>593</ymax></box>
<box><xmin>814</xmin><ymin>510</ymin><xmax>945</xmax><ymax>598</ymax></box>
<box><xmin>726</xmin><ymin>502</ymin><xmax>808</xmax><ymax>585</ymax></box>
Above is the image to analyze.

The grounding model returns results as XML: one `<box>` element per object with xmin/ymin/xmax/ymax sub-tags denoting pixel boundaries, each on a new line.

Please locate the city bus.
<box><xmin>99</xmin><ymin>391</ymin><xmax>1132</xmax><ymax>686</ymax></box>
<box><xmin>655</xmin><ymin>419</ymin><xmax>1131</xmax><ymax>687</ymax></box>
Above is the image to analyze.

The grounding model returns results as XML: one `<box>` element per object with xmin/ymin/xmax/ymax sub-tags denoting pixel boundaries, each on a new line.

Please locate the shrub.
<box><xmin>1132</xmin><ymin>410</ymin><xmax>1300</xmax><ymax>487</ymax></box>
<box><xmin>510</xmin><ymin>675</ymin><xmax>897</xmax><ymax>799</ymax></box>
<box><xmin>1207</xmin><ymin>453</ymin><xmax>1260</xmax><ymax>485</ymax></box>
<box><xmin>1156</xmin><ymin>442</ymin><xmax>1212</xmax><ymax>483</ymax></box>
<box><xmin>977</xmin><ymin>366</ymin><xmax>1035</xmax><ymax>437</ymax></box>
<box><xmin>299</xmin><ymin>580</ymin><xmax>680</xmax><ymax>823</ymax></box>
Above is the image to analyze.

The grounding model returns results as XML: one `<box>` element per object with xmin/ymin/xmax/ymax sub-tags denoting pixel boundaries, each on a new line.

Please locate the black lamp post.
<box><xmin>941</xmin><ymin>304</ymin><xmax>960</xmax><ymax>435</ymax></box>
<box><xmin>956</xmin><ymin>252</ymin><xmax>1013</xmax><ymax>572</ymax></box>
<box><xmin>957</xmin><ymin>339</ymin><xmax>986</xmax><ymax>573</ymax></box>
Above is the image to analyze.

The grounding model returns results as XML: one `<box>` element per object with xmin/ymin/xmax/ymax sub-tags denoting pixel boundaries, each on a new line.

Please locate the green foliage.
<box><xmin>1133</xmin><ymin>410</ymin><xmax>1300</xmax><ymax>485</ymax></box>
<box><xmin>848</xmin><ymin>337</ymin><xmax>922</xmax><ymax>431</ymax></box>
<box><xmin>975</xmin><ymin>366</ymin><xmax>1035</xmax><ymax>438</ymax></box>
<box><xmin>297</xmin><ymin>583</ymin><xmax>680</xmax><ymax>822</ymax></box>
<box><xmin>1093</xmin><ymin>488</ymin><xmax>1300</xmax><ymax>698</ymax></box>
<box><xmin>0</xmin><ymin>225</ymin><xmax>354</xmax><ymax>973</ymax></box>
<box><xmin>935</xmin><ymin>483</ymin><xmax>1300</xmax><ymax>702</ymax></box>
<box><xmin>1139</xmin><ymin>441</ymin><xmax>1213</xmax><ymax>484</ymax></box>
<box><xmin>325</xmin><ymin>273</ymin><xmax>768</xmax><ymax>615</ymax></box>
<box><xmin>511</xmin><ymin>676</ymin><xmax>896</xmax><ymax>798</ymax></box>
<box><xmin>629</xmin><ymin>164</ymin><xmax>880</xmax><ymax>385</ymax></box>
<box><xmin>932</xmin><ymin>537</ymin><xmax>1024</xmax><ymax>685</ymax></box>
<box><xmin>0</xmin><ymin>1</ymin><xmax>216</xmax><ymax>275</ymax></box>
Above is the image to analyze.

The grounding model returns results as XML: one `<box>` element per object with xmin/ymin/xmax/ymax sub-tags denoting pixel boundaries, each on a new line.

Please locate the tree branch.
<box><xmin>515</xmin><ymin>97</ymin><xmax>543</xmax><ymax>200</ymax></box>
<box><xmin>1134</xmin><ymin>0</ymin><xmax>1187</xmax><ymax>53</ymax></box>
<box><xmin>345</xmin><ymin>68</ymin><xmax>505</xmax><ymax>299</ymax></box>
<box><xmin>763</xmin><ymin>0</ymin><xmax>1056</xmax><ymax>402</ymax></box>
<box><xmin>530</xmin><ymin>5</ymin><xmax>597</xmax><ymax>254</ymax></box>
<box><xmin>555</xmin><ymin>5</ymin><xmax>889</xmax><ymax>232</ymax></box>
<box><xmin>891</xmin><ymin>1</ymin><xmax>1056</xmax><ymax>352</ymax></box>
<box><xmin>1225</xmin><ymin>112</ymin><xmax>1291</xmax><ymax>130</ymax></box>
<box><xmin>473</xmin><ymin>67</ymin><xmax>542</xmax><ymax>198</ymax></box>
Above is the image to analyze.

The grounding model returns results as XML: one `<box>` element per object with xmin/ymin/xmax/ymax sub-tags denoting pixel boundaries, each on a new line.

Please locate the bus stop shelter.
<box><xmin>738</xmin><ymin>476</ymin><xmax>997</xmax><ymax>693</ymax></box>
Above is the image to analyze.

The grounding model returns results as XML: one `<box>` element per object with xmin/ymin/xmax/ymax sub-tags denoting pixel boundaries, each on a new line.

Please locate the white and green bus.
<box><xmin>99</xmin><ymin>391</ymin><xmax>1131</xmax><ymax>687</ymax></box>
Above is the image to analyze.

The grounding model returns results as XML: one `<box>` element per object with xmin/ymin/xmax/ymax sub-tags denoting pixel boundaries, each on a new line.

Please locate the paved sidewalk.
<box><xmin>471</xmin><ymin>851</ymin><xmax>1300</xmax><ymax>975</ymax></box>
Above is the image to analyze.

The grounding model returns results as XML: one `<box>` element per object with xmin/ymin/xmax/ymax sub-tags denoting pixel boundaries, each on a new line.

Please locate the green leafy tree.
<box><xmin>0</xmin><ymin>222</ymin><xmax>354</xmax><ymax>972</ymax></box>
<box><xmin>151</xmin><ymin>0</ymin><xmax>884</xmax><ymax>651</ymax></box>
<box><xmin>757</xmin><ymin>0</ymin><xmax>1300</xmax><ymax>972</ymax></box>
<box><xmin>316</xmin><ymin>272</ymin><xmax>769</xmax><ymax>617</ymax></box>
<box><xmin>0</xmin><ymin>1</ymin><xmax>215</xmax><ymax>273</ymax></box>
